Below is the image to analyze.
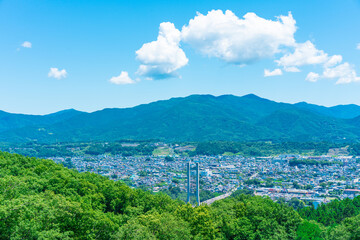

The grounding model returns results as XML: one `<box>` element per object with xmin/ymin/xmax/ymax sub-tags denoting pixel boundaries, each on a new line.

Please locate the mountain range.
<box><xmin>1</xmin><ymin>94</ymin><xmax>360</xmax><ymax>143</ymax></box>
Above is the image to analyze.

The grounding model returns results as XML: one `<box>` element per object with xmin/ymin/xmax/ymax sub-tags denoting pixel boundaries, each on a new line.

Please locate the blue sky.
<box><xmin>1</xmin><ymin>0</ymin><xmax>360</xmax><ymax>114</ymax></box>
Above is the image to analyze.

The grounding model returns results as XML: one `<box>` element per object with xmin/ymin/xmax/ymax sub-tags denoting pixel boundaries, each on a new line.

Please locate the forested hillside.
<box><xmin>2</xmin><ymin>94</ymin><xmax>360</xmax><ymax>143</ymax></box>
<box><xmin>0</xmin><ymin>109</ymin><xmax>82</xmax><ymax>133</ymax></box>
<box><xmin>1</xmin><ymin>151</ymin><xmax>360</xmax><ymax>239</ymax></box>
<box><xmin>0</xmin><ymin>141</ymin><xmax>349</xmax><ymax>159</ymax></box>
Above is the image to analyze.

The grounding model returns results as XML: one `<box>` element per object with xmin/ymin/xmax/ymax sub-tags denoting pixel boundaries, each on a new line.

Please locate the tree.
<box><xmin>296</xmin><ymin>220</ymin><xmax>325</xmax><ymax>240</ymax></box>
<box><xmin>165</xmin><ymin>156</ymin><xmax>174</xmax><ymax>162</ymax></box>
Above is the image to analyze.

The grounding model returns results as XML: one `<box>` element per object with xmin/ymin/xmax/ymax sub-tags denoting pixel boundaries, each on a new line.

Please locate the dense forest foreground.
<box><xmin>1</xmin><ymin>151</ymin><xmax>360</xmax><ymax>239</ymax></box>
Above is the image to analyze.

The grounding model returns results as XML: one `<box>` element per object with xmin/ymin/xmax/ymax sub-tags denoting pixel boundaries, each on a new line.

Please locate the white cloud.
<box><xmin>48</xmin><ymin>68</ymin><xmax>67</xmax><ymax>79</ymax></box>
<box><xmin>136</xmin><ymin>22</ymin><xmax>188</xmax><ymax>80</ymax></box>
<box><xmin>357</xmin><ymin>43</ymin><xmax>360</xmax><ymax>50</ymax></box>
<box><xmin>323</xmin><ymin>62</ymin><xmax>360</xmax><ymax>84</ymax></box>
<box><xmin>304</xmin><ymin>63</ymin><xmax>360</xmax><ymax>84</ymax></box>
<box><xmin>181</xmin><ymin>10</ymin><xmax>296</xmax><ymax>64</ymax></box>
<box><xmin>306</xmin><ymin>72</ymin><xmax>320</xmax><ymax>82</ymax></box>
<box><xmin>264</xmin><ymin>68</ymin><xmax>282</xmax><ymax>77</ymax></box>
<box><xmin>277</xmin><ymin>41</ymin><xmax>339</xmax><ymax>68</ymax></box>
<box><xmin>276</xmin><ymin>41</ymin><xmax>357</xmax><ymax>84</ymax></box>
<box><xmin>130</xmin><ymin>10</ymin><xmax>359</xmax><ymax>84</ymax></box>
<box><xmin>284</xmin><ymin>66</ymin><xmax>300</xmax><ymax>72</ymax></box>
<box><xmin>110</xmin><ymin>71</ymin><xmax>135</xmax><ymax>85</ymax></box>
<box><xmin>21</xmin><ymin>41</ymin><xmax>32</xmax><ymax>48</ymax></box>
<box><xmin>324</xmin><ymin>55</ymin><xmax>343</xmax><ymax>67</ymax></box>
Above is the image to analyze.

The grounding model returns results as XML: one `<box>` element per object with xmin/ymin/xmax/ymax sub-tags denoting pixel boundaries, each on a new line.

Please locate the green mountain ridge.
<box><xmin>294</xmin><ymin>102</ymin><xmax>360</xmax><ymax>119</ymax></box>
<box><xmin>1</xmin><ymin>94</ymin><xmax>360</xmax><ymax>143</ymax></box>
<box><xmin>0</xmin><ymin>109</ymin><xmax>83</xmax><ymax>133</ymax></box>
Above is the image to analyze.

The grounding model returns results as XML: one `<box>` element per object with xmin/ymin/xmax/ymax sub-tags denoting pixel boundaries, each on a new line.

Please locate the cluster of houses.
<box><xmin>49</xmin><ymin>153</ymin><xmax>360</xmax><ymax>205</ymax></box>
<box><xmin>244</xmin><ymin>155</ymin><xmax>360</xmax><ymax>206</ymax></box>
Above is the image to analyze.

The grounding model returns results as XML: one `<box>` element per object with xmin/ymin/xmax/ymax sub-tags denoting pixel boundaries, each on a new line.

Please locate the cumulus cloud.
<box><xmin>275</xmin><ymin>40</ymin><xmax>359</xmax><ymax>84</ymax></box>
<box><xmin>324</xmin><ymin>55</ymin><xmax>343</xmax><ymax>67</ymax></box>
<box><xmin>136</xmin><ymin>22</ymin><xmax>188</xmax><ymax>80</ymax></box>
<box><xmin>21</xmin><ymin>41</ymin><xmax>32</xmax><ymax>48</ymax></box>
<box><xmin>306</xmin><ymin>72</ymin><xmax>320</xmax><ymax>82</ymax></box>
<box><xmin>264</xmin><ymin>68</ymin><xmax>282</xmax><ymax>77</ymax></box>
<box><xmin>284</xmin><ymin>66</ymin><xmax>300</xmax><ymax>72</ymax></box>
<box><xmin>181</xmin><ymin>10</ymin><xmax>296</xmax><ymax>64</ymax></box>
<box><xmin>48</xmin><ymin>68</ymin><xmax>67</xmax><ymax>79</ymax></box>
<box><xmin>357</xmin><ymin>43</ymin><xmax>360</xmax><ymax>50</ymax></box>
<box><xmin>277</xmin><ymin>41</ymin><xmax>341</xmax><ymax>68</ymax></box>
<box><xmin>129</xmin><ymin>9</ymin><xmax>358</xmax><ymax>84</ymax></box>
<box><xmin>304</xmin><ymin>63</ymin><xmax>360</xmax><ymax>84</ymax></box>
<box><xmin>110</xmin><ymin>71</ymin><xmax>135</xmax><ymax>85</ymax></box>
<box><xmin>323</xmin><ymin>63</ymin><xmax>360</xmax><ymax>84</ymax></box>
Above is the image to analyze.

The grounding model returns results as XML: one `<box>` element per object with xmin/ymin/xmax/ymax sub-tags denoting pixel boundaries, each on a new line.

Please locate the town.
<box><xmin>49</xmin><ymin>151</ymin><xmax>360</xmax><ymax>207</ymax></box>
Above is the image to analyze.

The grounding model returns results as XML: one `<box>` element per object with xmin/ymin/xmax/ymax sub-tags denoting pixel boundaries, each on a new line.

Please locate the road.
<box><xmin>249</xmin><ymin>172</ymin><xmax>258</xmax><ymax>179</ymax></box>
<box><xmin>202</xmin><ymin>187</ymin><xmax>238</xmax><ymax>205</ymax></box>
<box><xmin>201</xmin><ymin>172</ymin><xmax>258</xmax><ymax>205</ymax></box>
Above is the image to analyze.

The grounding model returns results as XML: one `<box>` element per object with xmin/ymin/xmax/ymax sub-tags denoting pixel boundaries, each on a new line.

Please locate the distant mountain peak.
<box><xmin>46</xmin><ymin>108</ymin><xmax>82</xmax><ymax>117</ymax></box>
<box><xmin>241</xmin><ymin>94</ymin><xmax>272</xmax><ymax>102</ymax></box>
<box><xmin>1</xmin><ymin>94</ymin><xmax>360</xmax><ymax>143</ymax></box>
<box><xmin>295</xmin><ymin>101</ymin><xmax>308</xmax><ymax>105</ymax></box>
<box><xmin>242</xmin><ymin>93</ymin><xmax>260</xmax><ymax>98</ymax></box>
